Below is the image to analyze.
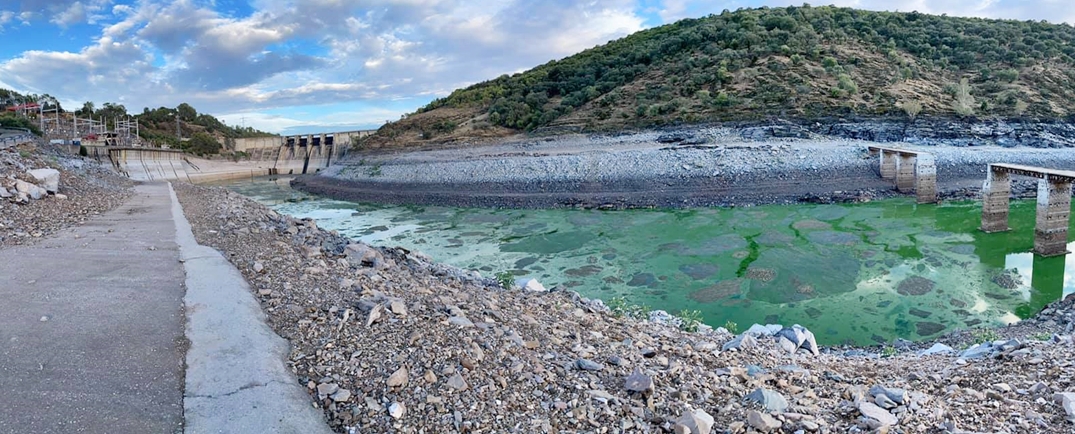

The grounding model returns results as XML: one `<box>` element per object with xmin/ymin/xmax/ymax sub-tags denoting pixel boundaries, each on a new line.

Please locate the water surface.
<box><xmin>215</xmin><ymin>177</ymin><xmax>1075</xmax><ymax>345</ymax></box>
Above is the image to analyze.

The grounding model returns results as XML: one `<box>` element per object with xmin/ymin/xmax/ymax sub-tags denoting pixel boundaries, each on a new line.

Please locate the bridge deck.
<box><xmin>991</xmin><ymin>163</ymin><xmax>1075</xmax><ymax>181</ymax></box>
<box><xmin>866</xmin><ymin>146</ymin><xmax>924</xmax><ymax>156</ymax></box>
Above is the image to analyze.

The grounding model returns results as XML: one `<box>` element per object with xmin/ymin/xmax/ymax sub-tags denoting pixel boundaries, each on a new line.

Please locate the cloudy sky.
<box><xmin>1</xmin><ymin>1</ymin><xmax>1072</xmax><ymax>134</ymax></box>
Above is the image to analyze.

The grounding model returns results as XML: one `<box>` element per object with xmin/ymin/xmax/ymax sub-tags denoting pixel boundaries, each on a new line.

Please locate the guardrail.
<box><xmin>0</xmin><ymin>133</ymin><xmax>35</xmax><ymax>148</ymax></box>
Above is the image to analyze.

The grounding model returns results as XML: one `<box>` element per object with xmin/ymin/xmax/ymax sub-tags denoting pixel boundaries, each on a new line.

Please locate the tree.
<box><xmin>79</xmin><ymin>101</ymin><xmax>95</xmax><ymax>117</ymax></box>
<box><xmin>186</xmin><ymin>132</ymin><xmax>221</xmax><ymax>156</ymax></box>
<box><xmin>952</xmin><ymin>78</ymin><xmax>975</xmax><ymax>117</ymax></box>
<box><xmin>177</xmin><ymin>103</ymin><xmax>196</xmax><ymax>122</ymax></box>
<box><xmin>900</xmin><ymin>100</ymin><xmax>922</xmax><ymax>121</ymax></box>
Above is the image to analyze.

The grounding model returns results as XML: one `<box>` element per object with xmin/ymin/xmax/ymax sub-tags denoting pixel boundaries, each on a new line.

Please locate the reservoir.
<box><xmin>216</xmin><ymin>177</ymin><xmax>1075</xmax><ymax>345</ymax></box>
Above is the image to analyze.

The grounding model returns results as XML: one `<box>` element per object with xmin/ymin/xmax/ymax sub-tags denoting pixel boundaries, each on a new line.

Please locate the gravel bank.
<box><xmin>0</xmin><ymin>142</ymin><xmax>133</xmax><ymax>247</ymax></box>
<box><xmin>176</xmin><ymin>181</ymin><xmax>1075</xmax><ymax>433</ymax></box>
<box><xmin>297</xmin><ymin>131</ymin><xmax>1075</xmax><ymax>208</ymax></box>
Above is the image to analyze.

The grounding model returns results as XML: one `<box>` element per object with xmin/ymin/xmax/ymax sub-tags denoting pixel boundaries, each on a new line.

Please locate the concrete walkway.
<box><xmin>0</xmin><ymin>183</ymin><xmax>186</xmax><ymax>433</ymax></box>
<box><xmin>0</xmin><ymin>182</ymin><xmax>331</xmax><ymax>433</ymax></box>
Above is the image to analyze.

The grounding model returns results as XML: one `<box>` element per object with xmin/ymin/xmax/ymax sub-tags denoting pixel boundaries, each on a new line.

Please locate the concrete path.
<box><xmin>170</xmin><ymin>184</ymin><xmax>333</xmax><ymax>434</ymax></box>
<box><xmin>0</xmin><ymin>182</ymin><xmax>332</xmax><ymax>434</ymax></box>
<box><xmin>0</xmin><ymin>183</ymin><xmax>186</xmax><ymax>433</ymax></box>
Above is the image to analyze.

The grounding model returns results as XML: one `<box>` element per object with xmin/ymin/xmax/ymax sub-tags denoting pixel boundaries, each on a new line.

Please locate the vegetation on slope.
<box><xmin>371</xmin><ymin>5</ymin><xmax>1075</xmax><ymax>146</ymax></box>
<box><xmin>1</xmin><ymin>89</ymin><xmax>273</xmax><ymax>155</ymax></box>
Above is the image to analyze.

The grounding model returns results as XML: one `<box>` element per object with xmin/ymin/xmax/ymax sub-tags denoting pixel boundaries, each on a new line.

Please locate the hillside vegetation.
<box><xmin>1</xmin><ymin>89</ymin><xmax>272</xmax><ymax>155</ymax></box>
<box><xmin>369</xmin><ymin>5</ymin><xmax>1075</xmax><ymax>147</ymax></box>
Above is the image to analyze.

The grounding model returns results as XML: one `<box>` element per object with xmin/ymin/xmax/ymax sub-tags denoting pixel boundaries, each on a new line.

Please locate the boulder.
<box><xmin>746</xmin><ymin>410</ymin><xmax>782</xmax><ymax>432</ymax></box>
<box><xmin>743</xmin><ymin>323</ymin><xmax>782</xmax><ymax>336</ymax></box>
<box><xmin>858</xmin><ymin>401</ymin><xmax>897</xmax><ymax>426</ymax></box>
<box><xmin>14</xmin><ymin>180</ymin><xmax>46</xmax><ymax>200</ymax></box>
<box><xmin>776</xmin><ymin>324</ymin><xmax>820</xmax><ymax>355</ymax></box>
<box><xmin>745</xmin><ymin>388</ymin><xmax>789</xmax><ymax>412</ymax></box>
<box><xmin>919</xmin><ymin>343</ymin><xmax>954</xmax><ymax>356</ymax></box>
<box><xmin>515</xmin><ymin>278</ymin><xmax>547</xmax><ymax>292</ymax></box>
<box><xmin>0</xmin><ymin>186</ymin><xmax>11</xmax><ymax>198</ymax></box>
<box><xmin>27</xmin><ymin>168</ymin><xmax>60</xmax><ymax>193</ymax></box>
<box><xmin>345</xmin><ymin>243</ymin><xmax>384</xmax><ymax>268</ymax></box>
<box><xmin>675</xmin><ymin>409</ymin><xmax>714</xmax><ymax>434</ymax></box>
<box><xmin>722</xmin><ymin>333</ymin><xmax>757</xmax><ymax>351</ymax></box>
<box><xmin>1055</xmin><ymin>392</ymin><xmax>1075</xmax><ymax>423</ymax></box>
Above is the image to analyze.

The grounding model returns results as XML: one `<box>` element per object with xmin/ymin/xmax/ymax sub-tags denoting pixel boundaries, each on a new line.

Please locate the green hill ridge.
<box><xmin>371</xmin><ymin>5</ymin><xmax>1075</xmax><ymax>147</ymax></box>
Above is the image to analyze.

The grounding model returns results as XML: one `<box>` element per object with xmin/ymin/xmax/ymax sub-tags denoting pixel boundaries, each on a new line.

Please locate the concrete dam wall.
<box><xmin>88</xmin><ymin>130</ymin><xmax>374</xmax><ymax>182</ymax></box>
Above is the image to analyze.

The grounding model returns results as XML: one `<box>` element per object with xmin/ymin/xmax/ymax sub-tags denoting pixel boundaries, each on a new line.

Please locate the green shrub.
<box><xmin>495</xmin><ymin>271</ymin><xmax>514</xmax><ymax>289</ymax></box>
<box><xmin>676</xmin><ymin>309</ymin><xmax>704</xmax><ymax>332</ymax></box>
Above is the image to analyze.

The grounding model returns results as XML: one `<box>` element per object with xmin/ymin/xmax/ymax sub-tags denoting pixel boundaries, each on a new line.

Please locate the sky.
<box><xmin>1</xmin><ymin>1</ymin><xmax>1073</xmax><ymax>135</ymax></box>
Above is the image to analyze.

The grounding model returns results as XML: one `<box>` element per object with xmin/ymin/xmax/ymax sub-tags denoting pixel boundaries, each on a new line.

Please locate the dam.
<box><xmin>90</xmin><ymin>130</ymin><xmax>374</xmax><ymax>183</ymax></box>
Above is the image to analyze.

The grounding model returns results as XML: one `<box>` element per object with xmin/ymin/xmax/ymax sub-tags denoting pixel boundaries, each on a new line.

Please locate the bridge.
<box><xmin>867</xmin><ymin>146</ymin><xmax>937</xmax><ymax>204</ymax></box>
<box><xmin>981</xmin><ymin>163</ymin><xmax>1075</xmax><ymax>257</ymax></box>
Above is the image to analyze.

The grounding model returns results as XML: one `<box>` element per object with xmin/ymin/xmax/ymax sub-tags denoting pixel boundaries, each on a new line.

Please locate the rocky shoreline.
<box><xmin>298</xmin><ymin>130</ymin><xmax>1075</xmax><ymax>209</ymax></box>
<box><xmin>175</xmin><ymin>181</ymin><xmax>1075</xmax><ymax>433</ymax></box>
<box><xmin>0</xmin><ymin>142</ymin><xmax>133</xmax><ymax>246</ymax></box>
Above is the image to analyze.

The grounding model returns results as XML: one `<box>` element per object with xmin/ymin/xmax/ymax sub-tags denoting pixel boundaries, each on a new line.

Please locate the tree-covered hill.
<box><xmin>369</xmin><ymin>5</ymin><xmax>1075</xmax><ymax>147</ymax></box>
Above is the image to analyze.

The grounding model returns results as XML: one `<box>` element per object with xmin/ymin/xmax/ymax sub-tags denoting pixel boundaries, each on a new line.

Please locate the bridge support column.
<box><xmin>914</xmin><ymin>153</ymin><xmax>937</xmax><ymax>204</ymax></box>
<box><xmin>896</xmin><ymin>154</ymin><xmax>916</xmax><ymax>193</ymax></box>
<box><xmin>1034</xmin><ymin>177</ymin><xmax>1072</xmax><ymax>256</ymax></box>
<box><xmin>981</xmin><ymin>168</ymin><xmax>1011</xmax><ymax>233</ymax></box>
<box><xmin>880</xmin><ymin>150</ymin><xmax>896</xmax><ymax>180</ymax></box>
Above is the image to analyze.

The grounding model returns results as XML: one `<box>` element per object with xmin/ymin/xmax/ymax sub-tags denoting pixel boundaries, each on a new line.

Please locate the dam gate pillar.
<box><xmin>880</xmin><ymin>150</ymin><xmax>896</xmax><ymax>180</ymax></box>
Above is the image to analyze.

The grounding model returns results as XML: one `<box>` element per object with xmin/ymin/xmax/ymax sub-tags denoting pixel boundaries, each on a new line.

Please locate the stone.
<box><xmin>745</xmin><ymin>388</ymin><xmax>789</xmax><ymax>412</ymax></box>
<box><xmin>389</xmin><ymin>401</ymin><xmax>406</xmax><ymax>419</ymax></box>
<box><xmin>0</xmin><ymin>187</ymin><xmax>10</xmax><ymax>198</ymax></box>
<box><xmin>345</xmin><ymin>243</ymin><xmax>384</xmax><ymax>267</ymax></box>
<box><xmin>331</xmin><ymin>388</ymin><xmax>351</xmax><ymax>402</ymax></box>
<box><xmin>959</xmin><ymin>343</ymin><xmax>994</xmax><ymax>359</ymax></box>
<box><xmin>875</xmin><ymin>393</ymin><xmax>897</xmax><ymax>409</ymax></box>
<box><xmin>26</xmin><ymin>168</ymin><xmax>60</xmax><ymax>193</ymax></box>
<box><xmin>449</xmin><ymin>316</ymin><xmax>474</xmax><ymax>327</ymax></box>
<box><xmin>1055</xmin><ymin>392</ymin><xmax>1075</xmax><ymax>422</ymax></box>
<box><xmin>858</xmin><ymin>401</ymin><xmax>897</xmax><ymax>426</ymax></box>
<box><xmin>868</xmin><ymin>385</ymin><xmax>906</xmax><ymax>405</ymax></box>
<box><xmin>919</xmin><ymin>343</ymin><xmax>953</xmax><ymax>356</ymax></box>
<box><xmin>253</xmin><ymin>261</ymin><xmax>264</xmax><ymax>273</ymax></box>
<box><xmin>515</xmin><ymin>277</ymin><xmax>547</xmax><ymax>292</ymax></box>
<box><xmin>722</xmin><ymin>333</ymin><xmax>757</xmax><ymax>351</ymax></box>
<box><xmin>676</xmin><ymin>409</ymin><xmax>714</xmax><ymax>434</ymax></box>
<box><xmin>390</xmin><ymin>300</ymin><xmax>407</xmax><ymax>316</ymax></box>
<box><xmin>625</xmin><ymin>368</ymin><xmax>654</xmax><ymax>394</ymax></box>
<box><xmin>575</xmin><ymin>358</ymin><xmax>603</xmax><ymax>371</ymax></box>
<box><xmin>14</xmin><ymin>180</ymin><xmax>46</xmax><ymax>200</ymax></box>
<box><xmin>447</xmin><ymin>373</ymin><xmax>468</xmax><ymax>391</ymax></box>
<box><xmin>776</xmin><ymin>324</ymin><xmax>820</xmax><ymax>355</ymax></box>
<box><xmin>744</xmin><ymin>323</ymin><xmax>782</xmax><ymax>336</ymax></box>
<box><xmin>424</xmin><ymin>370</ymin><xmax>437</xmax><ymax>384</ymax></box>
<box><xmin>746</xmin><ymin>410</ymin><xmax>782</xmax><ymax>431</ymax></box>
<box><xmin>387</xmin><ymin>367</ymin><xmax>408</xmax><ymax>388</ymax></box>
<box><xmin>316</xmin><ymin>382</ymin><xmax>338</xmax><ymax>397</ymax></box>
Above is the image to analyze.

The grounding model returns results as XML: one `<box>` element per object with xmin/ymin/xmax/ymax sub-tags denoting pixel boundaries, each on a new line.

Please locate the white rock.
<box><xmin>515</xmin><ymin>277</ymin><xmax>547</xmax><ymax>292</ymax></box>
<box><xmin>1054</xmin><ymin>392</ymin><xmax>1075</xmax><ymax>422</ymax></box>
<box><xmin>14</xmin><ymin>180</ymin><xmax>46</xmax><ymax>200</ymax></box>
<box><xmin>26</xmin><ymin>168</ymin><xmax>60</xmax><ymax>193</ymax></box>
<box><xmin>0</xmin><ymin>187</ymin><xmax>11</xmax><ymax>198</ymax></box>
<box><xmin>920</xmin><ymin>343</ymin><xmax>953</xmax><ymax>356</ymax></box>
<box><xmin>676</xmin><ymin>409</ymin><xmax>714</xmax><ymax>434</ymax></box>
<box><xmin>858</xmin><ymin>401</ymin><xmax>898</xmax><ymax>426</ymax></box>
<box><xmin>389</xmin><ymin>401</ymin><xmax>405</xmax><ymax>419</ymax></box>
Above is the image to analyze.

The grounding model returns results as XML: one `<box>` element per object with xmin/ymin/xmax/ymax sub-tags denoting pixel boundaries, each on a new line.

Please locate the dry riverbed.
<box><xmin>300</xmin><ymin>132</ymin><xmax>1075</xmax><ymax>209</ymax></box>
<box><xmin>175</xmin><ymin>181</ymin><xmax>1075</xmax><ymax>433</ymax></box>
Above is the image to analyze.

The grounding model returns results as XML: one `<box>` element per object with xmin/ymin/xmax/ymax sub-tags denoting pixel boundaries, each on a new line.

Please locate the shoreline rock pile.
<box><xmin>174</xmin><ymin>182</ymin><xmax>1075</xmax><ymax>433</ymax></box>
<box><xmin>0</xmin><ymin>143</ymin><xmax>132</xmax><ymax>246</ymax></box>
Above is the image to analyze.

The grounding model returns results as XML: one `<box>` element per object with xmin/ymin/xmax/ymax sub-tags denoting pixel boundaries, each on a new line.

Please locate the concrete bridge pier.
<box><xmin>914</xmin><ymin>153</ymin><xmax>937</xmax><ymax>204</ymax></box>
<box><xmin>896</xmin><ymin>154</ymin><xmax>916</xmax><ymax>193</ymax></box>
<box><xmin>880</xmin><ymin>150</ymin><xmax>896</xmax><ymax>180</ymax></box>
<box><xmin>980</xmin><ymin>168</ymin><xmax>1011</xmax><ymax>233</ymax></box>
<box><xmin>1035</xmin><ymin>177</ymin><xmax>1073</xmax><ymax>256</ymax></box>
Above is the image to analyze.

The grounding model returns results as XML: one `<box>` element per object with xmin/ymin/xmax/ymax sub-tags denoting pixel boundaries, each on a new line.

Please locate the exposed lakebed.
<box><xmin>216</xmin><ymin>177</ymin><xmax>1075</xmax><ymax>345</ymax></box>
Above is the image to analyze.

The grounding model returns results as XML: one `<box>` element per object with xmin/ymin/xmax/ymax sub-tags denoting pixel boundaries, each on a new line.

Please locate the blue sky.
<box><xmin>1</xmin><ymin>1</ymin><xmax>1073</xmax><ymax>135</ymax></box>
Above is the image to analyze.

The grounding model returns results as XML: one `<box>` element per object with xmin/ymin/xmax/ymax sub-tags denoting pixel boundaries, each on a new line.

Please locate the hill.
<box><xmin>367</xmin><ymin>5</ymin><xmax>1075</xmax><ymax>148</ymax></box>
<box><xmin>1</xmin><ymin>89</ymin><xmax>273</xmax><ymax>155</ymax></box>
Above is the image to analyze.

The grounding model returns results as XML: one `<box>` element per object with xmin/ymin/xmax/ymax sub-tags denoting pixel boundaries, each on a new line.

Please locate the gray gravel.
<box><xmin>302</xmin><ymin>130</ymin><xmax>1075</xmax><ymax>208</ymax></box>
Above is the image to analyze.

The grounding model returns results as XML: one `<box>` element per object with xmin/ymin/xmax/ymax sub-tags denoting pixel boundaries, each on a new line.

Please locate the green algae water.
<box><xmin>215</xmin><ymin>177</ymin><xmax>1075</xmax><ymax>346</ymax></box>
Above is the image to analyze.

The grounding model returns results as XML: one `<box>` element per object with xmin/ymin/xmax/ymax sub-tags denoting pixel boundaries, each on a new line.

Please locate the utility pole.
<box><xmin>176</xmin><ymin>111</ymin><xmax>181</xmax><ymax>139</ymax></box>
